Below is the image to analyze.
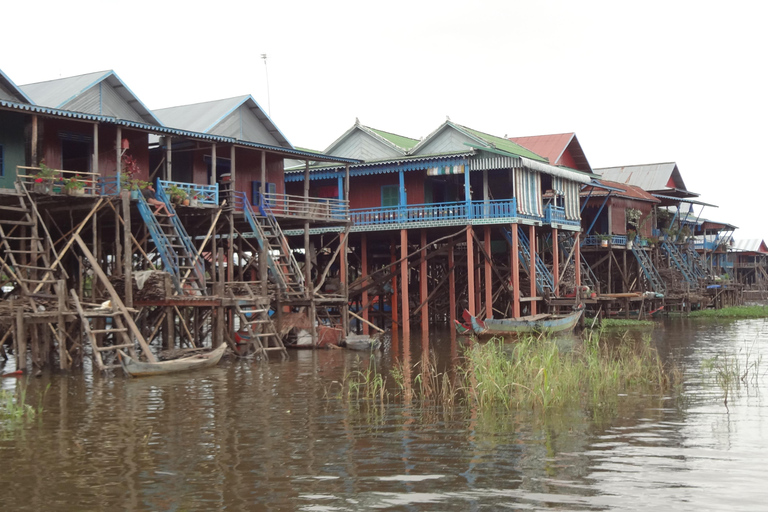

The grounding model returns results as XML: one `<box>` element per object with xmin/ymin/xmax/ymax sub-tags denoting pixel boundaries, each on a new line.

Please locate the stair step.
<box><xmin>95</xmin><ymin>343</ymin><xmax>134</xmax><ymax>352</ymax></box>
<box><xmin>0</xmin><ymin>205</ymin><xmax>30</xmax><ymax>212</ymax></box>
<box><xmin>90</xmin><ymin>328</ymin><xmax>128</xmax><ymax>335</ymax></box>
<box><xmin>2</xmin><ymin>236</ymin><xmax>42</xmax><ymax>241</ymax></box>
<box><xmin>0</xmin><ymin>220</ymin><xmax>35</xmax><ymax>226</ymax></box>
<box><xmin>84</xmin><ymin>311</ymin><xmax>118</xmax><ymax>318</ymax></box>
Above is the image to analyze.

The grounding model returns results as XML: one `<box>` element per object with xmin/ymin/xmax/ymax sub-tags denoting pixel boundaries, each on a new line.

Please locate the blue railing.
<box><xmin>350</xmin><ymin>198</ymin><xmax>522</xmax><ymax>227</ymax></box>
<box><xmin>99</xmin><ymin>174</ymin><xmax>121</xmax><ymax>196</ymax></box>
<box><xmin>543</xmin><ymin>204</ymin><xmax>580</xmax><ymax>227</ymax></box>
<box><xmin>582</xmin><ymin>234</ymin><xmax>629</xmax><ymax>246</ymax></box>
<box><xmin>157</xmin><ymin>180</ymin><xmax>219</xmax><ymax>205</ymax></box>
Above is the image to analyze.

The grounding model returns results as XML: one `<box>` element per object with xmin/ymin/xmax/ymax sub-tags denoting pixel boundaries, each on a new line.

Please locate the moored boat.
<box><xmin>118</xmin><ymin>344</ymin><xmax>227</xmax><ymax>377</ymax></box>
<box><xmin>460</xmin><ymin>306</ymin><xmax>584</xmax><ymax>337</ymax></box>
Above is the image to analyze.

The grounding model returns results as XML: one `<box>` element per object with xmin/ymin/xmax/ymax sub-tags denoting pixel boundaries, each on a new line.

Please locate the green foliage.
<box><xmin>689</xmin><ymin>306</ymin><xmax>768</xmax><ymax>319</ymax></box>
<box><xmin>36</xmin><ymin>161</ymin><xmax>57</xmax><ymax>180</ymax></box>
<box><xmin>599</xmin><ymin>318</ymin><xmax>656</xmax><ymax>328</ymax></box>
<box><xmin>1</xmin><ymin>382</ymin><xmax>49</xmax><ymax>425</ymax></box>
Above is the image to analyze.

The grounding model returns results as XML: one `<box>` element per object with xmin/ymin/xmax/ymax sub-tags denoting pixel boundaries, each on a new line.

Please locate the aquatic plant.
<box><xmin>702</xmin><ymin>335</ymin><xmax>764</xmax><ymax>407</ymax></box>
<box><xmin>689</xmin><ymin>305</ymin><xmax>768</xmax><ymax>319</ymax></box>
<box><xmin>597</xmin><ymin>318</ymin><xmax>656</xmax><ymax>329</ymax></box>
<box><xmin>0</xmin><ymin>382</ymin><xmax>49</xmax><ymax>424</ymax></box>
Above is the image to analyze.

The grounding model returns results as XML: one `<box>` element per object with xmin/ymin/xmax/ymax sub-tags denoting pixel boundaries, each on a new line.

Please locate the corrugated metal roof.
<box><xmin>368</xmin><ymin>127</ymin><xmax>419</xmax><ymax>150</ymax></box>
<box><xmin>581</xmin><ymin>179</ymin><xmax>660</xmax><ymax>203</ymax></box>
<box><xmin>0</xmin><ymin>99</ymin><xmax>358</xmax><ymax>164</ymax></box>
<box><xmin>20</xmin><ymin>70</ymin><xmax>163</xmax><ymax>126</ymax></box>
<box><xmin>0</xmin><ymin>68</ymin><xmax>33</xmax><ymax>104</ymax></box>
<box><xmin>510</xmin><ymin>133</ymin><xmax>592</xmax><ymax>173</ymax></box>
<box><xmin>153</xmin><ymin>94</ymin><xmax>291</xmax><ymax>148</ymax></box>
<box><xmin>731</xmin><ymin>239</ymin><xmax>768</xmax><ymax>253</ymax></box>
<box><xmin>594</xmin><ymin>162</ymin><xmax>695</xmax><ymax>195</ymax></box>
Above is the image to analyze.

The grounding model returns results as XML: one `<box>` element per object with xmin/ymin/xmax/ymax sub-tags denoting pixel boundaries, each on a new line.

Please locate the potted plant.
<box><xmin>626</xmin><ymin>229</ymin><xmax>637</xmax><ymax>249</ymax></box>
<box><xmin>598</xmin><ymin>234</ymin><xmax>611</xmax><ymax>248</ymax></box>
<box><xmin>190</xmin><ymin>195</ymin><xmax>199</xmax><ymax>207</ymax></box>
<box><xmin>167</xmin><ymin>184</ymin><xmax>187</xmax><ymax>205</ymax></box>
<box><xmin>63</xmin><ymin>175</ymin><xmax>86</xmax><ymax>196</ymax></box>
<box><xmin>33</xmin><ymin>161</ymin><xmax>57</xmax><ymax>193</ymax></box>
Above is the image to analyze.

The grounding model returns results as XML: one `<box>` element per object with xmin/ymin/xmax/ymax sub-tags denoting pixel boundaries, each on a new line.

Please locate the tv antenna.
<box><xmin>261</xmin><ymin>53</ymin><xmax>271</xmax><ymax>117</ymax></box>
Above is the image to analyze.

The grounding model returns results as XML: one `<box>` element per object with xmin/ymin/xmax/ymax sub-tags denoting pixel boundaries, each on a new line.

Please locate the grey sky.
<box><xmin>3</xmin><ymin>0</ymin><xmax>765</xmax><ymax>238</ymax></box>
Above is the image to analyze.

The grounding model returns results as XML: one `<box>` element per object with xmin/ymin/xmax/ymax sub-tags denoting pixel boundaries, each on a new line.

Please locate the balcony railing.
<box><xmin>582</xmin><ymin>234</ymin><xmax>629</xmax><ymax>247</ymax></box>
<box><xmin>256</xmin><ymin>192</ymin><xmax>348</xmax><ymax>221</ymax></box>
<box><xmin>544</xmin><ymin>204</ymin><xmax>581</xmax><ymax>227</ymax></box>
<box><xmin>157</xmin><ymin>180</ymin><xmax>219</xmax><ymax>206</ymax></box>
<box><xmin>350</xmin><ymin>198</ymin><xmax>523</xmax><ymax>227</ymax></box>
<box><xmin>17</xmin><ymin>166</ymin><xmax>102</xmax><ymax>196</ymax></box>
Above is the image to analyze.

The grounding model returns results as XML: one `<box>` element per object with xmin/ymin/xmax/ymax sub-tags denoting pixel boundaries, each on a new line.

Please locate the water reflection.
<box><xmin>1</xmin><ymin>319</ymin><xmax>768</xmax><ymax>510</ymax></box>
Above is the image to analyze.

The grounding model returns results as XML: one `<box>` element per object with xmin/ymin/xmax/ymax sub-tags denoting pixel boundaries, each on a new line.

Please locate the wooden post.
<box><xmin>92</xmin><ymin>123</ymin><xmax>99</xmax><ymax>175</ymax></box>
<box><xmin>400</xmin><ymin>229</ymin><xmax>410</xmax><ymax>337</ymax></box>
<box><xmin>122</xmin><ymin>190</ymin><xmax>133</xmax><ymax>307</ymax></box>
<box><xmin>448</xmin><ymin>243</ymin><xmax>456</xmax><ymax>327</ymax></box>
<box><xmin>31</xmin><ymin>116</ymin><xmax>38</xmax><ymax>167</ymax></box>
<box><xmin>420</xmin><ymin>230</ymin><xmax>428</xmax><ymax>337</ymax></box>
<box><xmin>467</xmin><ymin>226</ymin><xmax>475</xmax><ymax>316</ymax></box>
<box><xmin>511</xmin><ymin>224</ymin><xmax>521</xmax><ymax>318</ymax></box>
<box><xmin>361</xmin><ymin>234</ymin><xmax>369</xmax><ymax>335</ymax></box>
<box><xmin>484</xmin><ymin>226</ymin><xmax>492</xmax><ymax>318</ymax></box>
<box><xmin>340</xmin><ymin>232</ymin><xmax>349</xmax><ymax>337</ymax></box>
<box><xmin>16</xmin><ymin>306</ymin><xmax>26</xmax><ymax>371</ymax></box>
<box><xmin>166</xmin><ymin>136</ymin><xmax>173</xmax><ymax>181</ymax></box>
<box><xmin>164</xmin><ymin>307</ymin><xmax>175</xmax><ymax>350</ymax></box>
<box><xmin>575</xmin><ymin>232</ymin><xmax>581</xmax><ymax>288</ymax></box>
<box><xmin>116</xmin><ymin>127</ymin><xmax>122</xmax><ymax>178</ymax></box>
<box><xmin>391</xmin><ymin>242</ymin><xmax>398</xmax><ymax>330</ymax></box>
<box><xmin>552</xmin><ymin>228</ymin><xmax>559</xmax><ymax>297</ymax></box>
<box><xmin>529</xmin><ymin>225</ymin><xmax>537</xmax><ymax>315</ymax></box>
<box><xmin>261</xmin><ymin>150</ymin><xmax>268</xmax><ymax>198</ymax></box>
<box><xmin>211</xmin><ymin>143</ymin><xmax>217</xmax><ymax>185</ymax></box>
<box><xmin>57</xmin><ymin>281</ymin><xmax>69</xmax><ymax>370</ymax></box>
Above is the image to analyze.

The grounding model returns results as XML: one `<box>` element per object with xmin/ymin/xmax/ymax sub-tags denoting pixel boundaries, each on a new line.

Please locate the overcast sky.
<box><xmin>3</xmin><ymin>1</ymin><xmax>766</xmax><ymax>238</ymax></box>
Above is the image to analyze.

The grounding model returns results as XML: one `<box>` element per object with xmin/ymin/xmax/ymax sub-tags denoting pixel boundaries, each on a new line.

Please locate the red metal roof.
<box><xmin>509</xmin><ymin>133</ymin><xmax>592</xmax><ymax>173</ymax></box>
<box><xmin>580</xmin><ymin>179</ymin><xmax>660</xmax><ymax>203</ymax></box>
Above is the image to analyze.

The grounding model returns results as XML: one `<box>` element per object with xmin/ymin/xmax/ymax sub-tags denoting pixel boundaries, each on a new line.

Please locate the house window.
<box><xmin>381</xmin><ymin>185</ymin><xmax>400</xmax><ymax>207</ymax></box>
<box><xmin>252</xmin><ymin>181</ymin><xmax>276</xmax><ymax>207</ymax></box>
<box><xmin>0</xmin><ymin>145</ymin><xmax>4</xmax><ymax>177</ymax></box>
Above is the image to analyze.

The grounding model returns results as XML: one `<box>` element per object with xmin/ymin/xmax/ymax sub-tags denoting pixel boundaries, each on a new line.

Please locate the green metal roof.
<box><xmin>456</xmin><ymin>124</ymin><xmax>548</xmax><ymax>162</ymax></box>
<box><xmin>367</xmin><ymin>127</ymin><xmax>419</xmax><ymax>150</ymax></box>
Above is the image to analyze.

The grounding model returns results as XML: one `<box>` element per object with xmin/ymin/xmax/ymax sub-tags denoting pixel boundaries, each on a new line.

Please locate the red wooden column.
<box><xmin>340</xmin><ymin>231</ymin><xmax>348</xmax><ymax>335</ymax></box>
<box><xmin>574</xmin><ymin>232</ymin><xmax>581</xmax><ymax>288</ymax></box>
<box><xmin>420</xmin><ymin>230</ymin><xmax>429</xmax><ymax>338</ymax></box>
<box><xmin>484</xmin><ymin>226</ymin><xmax>493</xmax><ymax>318</ymax></box>
<box><xmin>511</xmin><ymin>224</ymin><xmax>521</xmax><ymax>318</ymax></box>
<box><xmin>552</xmin><ymin>227</ymin><xmax>559</xmax><ymax>297</ymax></box>
<box><xmin>390</xmin><ymin>242</ymin><xmax>399</xmax><ymax>356</ymax></box>
<box><xmin>448</xmin><ymin>243</ymin><xmax>456</xmax><ymax>327</ymax></box>
<box><xmin>467</xmin><ymin>226</ymin><xmax>475</xmax><ymax>316</ymax></box>
<box><xmin>361</xmin><ymin>233</ymin><xmax>369</xmax><ymax>335</ymax></box>
<box><xmin>529</xmin><ymin>225</ymin><xmax>537</xmax><ymax>315</ymax></box>
<box><xmin>400</xmin><ymin>229</ymin><xmax>410</xmax><ymax>337</ymax></box>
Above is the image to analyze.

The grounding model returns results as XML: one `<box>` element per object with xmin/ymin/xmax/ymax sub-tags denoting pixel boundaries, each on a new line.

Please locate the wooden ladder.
<box><xmin>229</xmin><ymin>289</ymin><xmax>287</xmax><ymax>359</ymax></box>
<box><xmin>70</xmin><ymin>290</ymin><xmax>137</xmax><ymax>371</ymax></box>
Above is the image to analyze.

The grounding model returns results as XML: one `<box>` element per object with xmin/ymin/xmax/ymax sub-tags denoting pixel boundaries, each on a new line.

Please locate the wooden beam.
<box><xmin>72</xmin><ymin>234</ymin><xmax>157</xmax><ymax>362</ymax></box>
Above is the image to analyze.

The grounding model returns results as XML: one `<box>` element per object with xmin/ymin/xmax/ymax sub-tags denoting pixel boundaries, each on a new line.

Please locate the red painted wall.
<box><xmin>609</xmin><ymin>198</ymin><xmax>654</xmax><ymax>237</ymax></box>
<box><xmin>557</xmin><ymin>148</ymin><xmax>578</xmax><ymax>169</ymax></box>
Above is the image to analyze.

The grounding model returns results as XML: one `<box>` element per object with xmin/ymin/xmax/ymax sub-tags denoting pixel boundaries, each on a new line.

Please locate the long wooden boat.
<box><xmin>118</xmin><ymin>344</ymin><xmax>227</xmax><ymax>377</ymax></box>
<box><xmin>460</xmin><ymin>306</ymin><xmax>584</xmax><ymax>337</ymax></box>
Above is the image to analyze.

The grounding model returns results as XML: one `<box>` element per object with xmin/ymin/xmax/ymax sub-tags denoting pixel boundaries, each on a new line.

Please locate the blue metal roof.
<box><xmin>284</xmin><ymin>152</ymin><xmax>472</xmax><ymax>182</ymax></box>
<box><xmin>0</xmin><ymin>99</ymin><xmax>360</xmax><ymax>164</ymax></box>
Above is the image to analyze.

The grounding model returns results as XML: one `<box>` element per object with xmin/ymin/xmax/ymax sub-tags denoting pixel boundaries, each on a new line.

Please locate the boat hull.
<box><xmin>119</xmin><ymin>344</ymin><xmax>227</xmax><ymax>377</ymax></box>
<box><xmin>463</xmin><ymin>307</ymin><xmax>584</xmax><ymax>336</ymax></box>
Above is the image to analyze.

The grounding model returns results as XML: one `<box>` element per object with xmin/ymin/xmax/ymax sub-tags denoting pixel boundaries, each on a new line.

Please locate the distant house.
<box><xmin>594</xmin><ymin>162</ymin><xmax>699</xmax><ymax>204</ymax></box>
<box><xmin>510</xmin><ymin>132</ymin><xmax>592</xmax><ymax>173</ymax></box>
<box><xmin>729</xmin><ymin>239</ymin><xmax>768</xmax><ymax>286</ymax></box>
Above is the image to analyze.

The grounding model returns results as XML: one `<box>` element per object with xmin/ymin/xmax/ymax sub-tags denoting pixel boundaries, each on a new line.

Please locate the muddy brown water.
<box><xmin>2</xmin><ymin>318</ymin><xmax>768</xmax><ymax>511</ymax></box>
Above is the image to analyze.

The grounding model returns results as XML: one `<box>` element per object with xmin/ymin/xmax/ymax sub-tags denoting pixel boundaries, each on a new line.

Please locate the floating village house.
<box><xmin>0</xmin><ymin>68</ymin><xmax>358</xmax><ymax>371</ymax></box>
<box><xmin>288</xmin><ymin>120</ymin><xmax>595</xmax><ymax>337</ymax></box>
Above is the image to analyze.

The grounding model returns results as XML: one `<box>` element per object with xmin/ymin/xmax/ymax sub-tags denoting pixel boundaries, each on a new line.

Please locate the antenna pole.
<box><xmin>261</xmin><ymin>53</ymin><xmax>271</xmax><ymax>117</ymax></box>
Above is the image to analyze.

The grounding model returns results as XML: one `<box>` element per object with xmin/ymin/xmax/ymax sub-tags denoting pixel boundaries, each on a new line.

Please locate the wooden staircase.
<box><xmin>229</xmin><ymin>287</ymin><xmax>287</xmax><ymax>359</ymax></box>
<box><xmin>136</xmin><ymin>186</ymin><xmax>206</xmax><ymax>296</ymax></box>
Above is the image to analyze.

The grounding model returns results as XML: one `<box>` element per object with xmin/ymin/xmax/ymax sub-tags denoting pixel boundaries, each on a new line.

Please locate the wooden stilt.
<box><xmin>340</xmin><ymin>231</ymin><xmax>349</xmax><ymax>338</ymax></box>
<box><xmin>529</xmin><ymin>225</ymin><xmax>537</xmax><ymax>315</ymax></box>
<box><xmin>574</xmin><ymin>233</ymin><xmax>581</xmax><ymax>288</ymax></box>
<box><xmin>391</xmin><ymin>242</ymin><xmax>398</xmax><ymax>330</ymax></box>
<box><xmin>361</xmin><ymin>234</ymin><xmax>369</xmax><ymax>335</ymax></box>
<box><xmin>552</xmin><ymin>228</ymin><xmax>559</xmax><ymax>297</ymax></box>
<box><xmin>484</xmin><ymin>226</ymin><xmax>492</xmax><ymax>318</ymax></box>
<box><xmin>400</xmin><ymin>229</ymin><xmax>410</xmax><ymax>337</ymax></box>
<box><xmin>448</xmin><ymin>243</ymin><xmax>456</xmax><ymax>328</ymax></box>
<box><xmin>511</xmin><ymin>224</ymin><xmax>521</xmax><ymax>318</ymax></box>
<box><xmin>420</xmin><ymin>230</ymin><xmax>428</xmax><ymax>338</ymax></box>
<box><xmin>467</xmin><ymin>226</ymin><xmax>475</xmax><ymax>316</ymax></box>
<box><xmin>16</xmin><ymin>304</ymin><xmax>26</xmax><ymax>371</ymax></box>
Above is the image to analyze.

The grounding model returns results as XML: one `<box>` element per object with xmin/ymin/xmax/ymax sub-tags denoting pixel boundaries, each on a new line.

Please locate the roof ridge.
<box><xmin>20</xmin><ymin>70</ymin><xmax>112</xmax><ymax>87</ymax></box>
<box><xmin>154</xmin><ymin>94</ymin><xmax>250</xmax><ymax>111</ymax></box>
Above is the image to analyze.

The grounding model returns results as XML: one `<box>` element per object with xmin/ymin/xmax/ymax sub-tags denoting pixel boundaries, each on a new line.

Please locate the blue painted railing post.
<box><xmin>464</xmin><ymin>167</ymin><xmax>472</xmax><ymax>220</ymax></box>
<box><xmin>398</xmin><ymin>170</ymin><xmax>406</xmax><ymax>222</ymax></box>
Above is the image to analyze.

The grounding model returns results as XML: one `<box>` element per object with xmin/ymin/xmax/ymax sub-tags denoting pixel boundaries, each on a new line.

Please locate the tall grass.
<box><xmin>689</xmin><ymin>305</ymin><xmax>768</xmax><ymax>319</ymax></box>
<box><xmin>1</xmin><ymin>382</ymin><xmax>49</xmax><ymax>423</ymax></box>
<box><xmin>329</xmin><ymin>330</ymin><xmax>677</xmax><ymax>413</ymax></box>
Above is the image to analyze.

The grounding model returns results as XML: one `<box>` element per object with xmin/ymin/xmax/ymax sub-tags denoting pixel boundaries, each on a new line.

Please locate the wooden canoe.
<box><xmin>343</xmin><ymin>334</ymin><xmax>381</xmax><ymax>351</ymax></box>
<box><xmin>118</xmin><ymin>344</ymin><xmax>227</xmax><ymax>377</ymax></box>
<box><xmin>461</xmin><ymin>306</ymin><xmax>584</xmax><ymax>337</ymax></box>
